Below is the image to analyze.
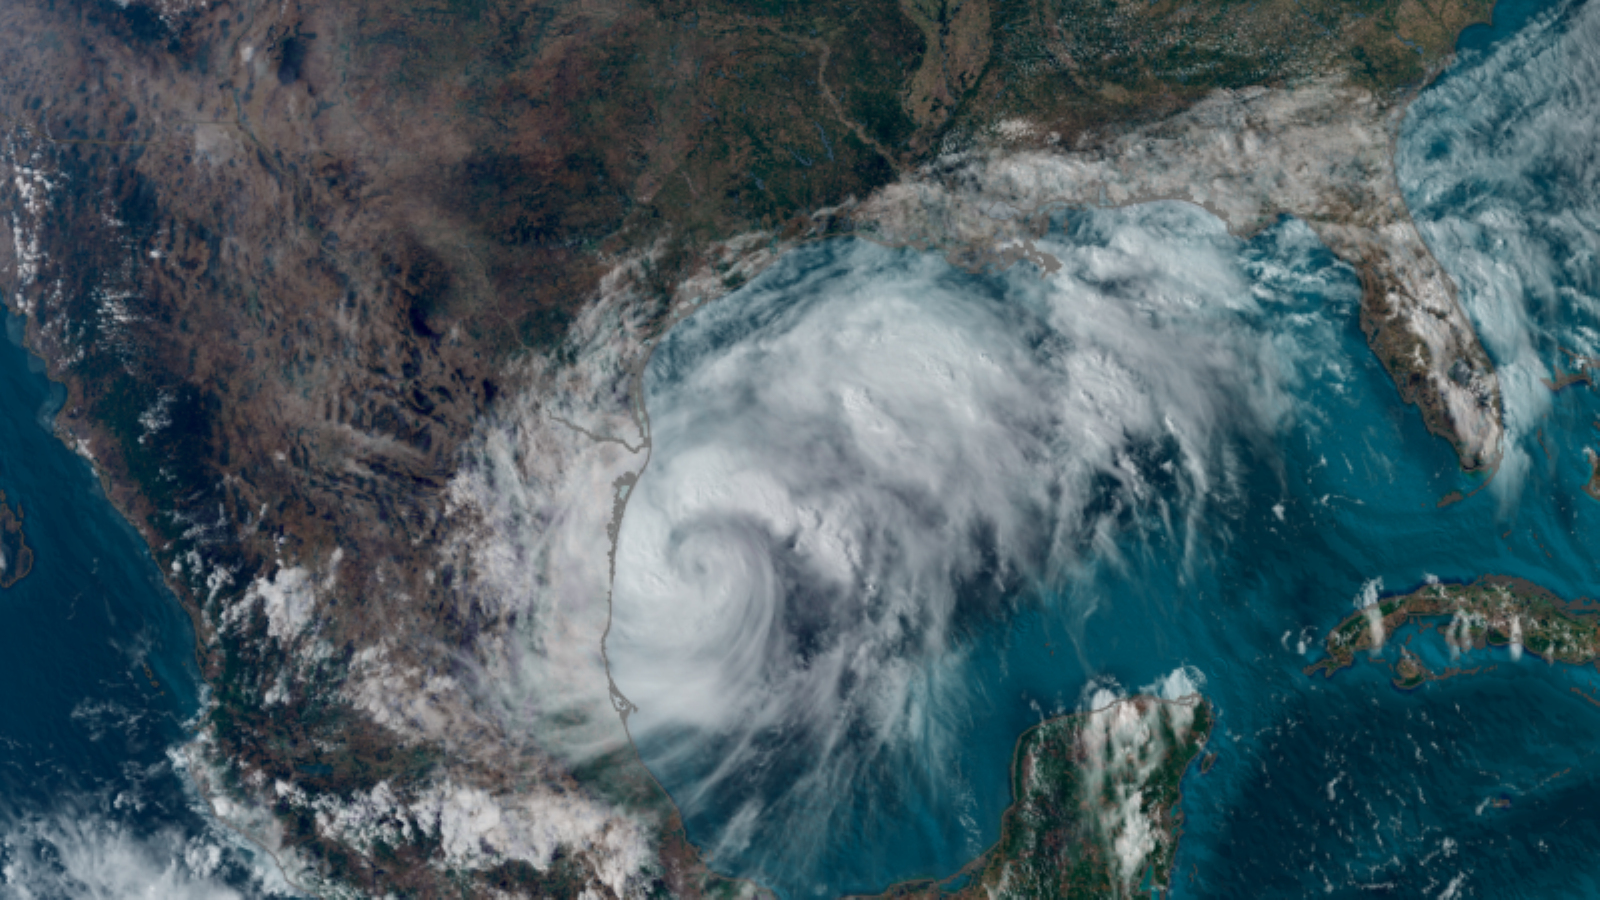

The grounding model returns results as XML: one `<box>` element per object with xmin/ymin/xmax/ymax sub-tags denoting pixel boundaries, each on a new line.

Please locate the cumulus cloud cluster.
<box><xmin>261</xmin><ymin>772</ymin><xmax>650</xmax><ymax>893</ymax></box>
<box><xmin>218</xmin><ymin>550</ymin><xmax>342</xmax><ymax>646</ymax></box>
<box><xmin>1077</xmin><ymin>668</ymin><xmax>1205</xmax><ymax>892</ymax></box>
<box><xmin>1400</xmin><ymin>0</ymin><xmax>1600</xmax><ymax>498</ymax></box>
<box><xmin>0</xmin><ymin>807</ymin><xmax>280</xmax><ymax>900</ymax></box>
<box><xmin>858</xmin><ymin>70</ymin><xmax>1504</xmax><ymax>471</ymax></box>
<box><xmin>289</xmin><ymin>260</ymin><xmax>673</xmax><ymax>896</ymax></box>
<box><xmin>436</xmin><ymin>262</ymin><xmax>657</xmax><ymax>763</ymax></box>
<box><xmin>610</xmin><ymin>203</ymin><xmax>1344</xmax><ymax>882</ymax></box>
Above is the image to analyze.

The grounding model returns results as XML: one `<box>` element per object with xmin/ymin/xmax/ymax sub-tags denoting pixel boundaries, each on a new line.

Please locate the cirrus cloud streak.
<box><xmin>611</xmin><ymin>204</ymin><xmax>1351</xmax><ymax>890</ymax></box>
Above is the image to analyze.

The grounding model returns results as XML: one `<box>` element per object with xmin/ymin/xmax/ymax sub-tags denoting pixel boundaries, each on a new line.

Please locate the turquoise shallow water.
<box><xmin>619</xmin><ymin>0</ymin><xmax>1600</xmax><ymax>895</ymax></box>
<box><xmin>0</xmin><ymin>0</ymin><xmax>1592</xmax><ymax>896</ymax></box>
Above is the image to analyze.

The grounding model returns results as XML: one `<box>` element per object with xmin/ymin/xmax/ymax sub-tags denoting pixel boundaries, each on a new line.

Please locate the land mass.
<box><xmin>1542</xmin><ymin>349</ymin><xmax>1594</xmax><ymax>392</ymax></box>
<box><xmin>0</xmin><ymin>490</ymin><xmax>32</xmax><ymax>589</ymax></box>
<box><xmin>865</xmin><ymin>694</ymin><xmax>1213</xmax><ymax>900</ymax></box>
<box><xmin>1307</xmin><ymin>576</ymin><xmax>1600</xmax><ymax>685</ymax></box>
<box><xmin>1583</xmin><ymin>447</ymin><xmax>1600</xmax><ymax>503</ymax></box>
<box><xmin>0</xmin><ymin>0</ymin><xmax>1501</xmax><ymax>892</ymax></box>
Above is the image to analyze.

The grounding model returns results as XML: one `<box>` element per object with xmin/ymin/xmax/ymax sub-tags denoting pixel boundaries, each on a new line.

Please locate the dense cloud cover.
<box><xmin>610</xmin><ymin>203</ymin><xmax>1356</xmax><ymax>885</ymax></box>
<box><xmin>0</xmin><ymin>803</ymin><xmax>290</xmax><ymax>900</ymax></box>
<box><xmin>1400</xmin><ymin>0</ymin><xmax>1600</xmax><ymax>503</ymax></box>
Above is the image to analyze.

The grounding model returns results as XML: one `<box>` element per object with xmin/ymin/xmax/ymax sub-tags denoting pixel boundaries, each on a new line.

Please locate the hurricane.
<box><xmin>609</xmin><ymin>204</ymin><xmax>1355</xmax><ymax>892</ymax></box>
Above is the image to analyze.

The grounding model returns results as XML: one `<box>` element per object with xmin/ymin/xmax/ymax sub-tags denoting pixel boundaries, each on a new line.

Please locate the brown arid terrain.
<box><xmin>0</xmin><ymin>0</ymin><xmax>1501</xmax><ymax>894</ymax></box>
<box><xmin>0</xmin><ymin>488</ymin><xmax>33</xmax><ymax>588</ymax></box>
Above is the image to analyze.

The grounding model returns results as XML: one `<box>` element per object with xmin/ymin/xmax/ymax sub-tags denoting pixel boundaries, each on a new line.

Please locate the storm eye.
<box><xmin>608</xmin><ymin>201</ymin><xmax>1338</xmax><ymax>894</ymax></box>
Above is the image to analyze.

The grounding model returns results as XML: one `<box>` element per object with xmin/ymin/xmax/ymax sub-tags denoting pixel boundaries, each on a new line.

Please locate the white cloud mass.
<box><xmin>610</xmin><ymin>203</ymin><xmax>1350</xmax><ymax>881</ymax></box>
<box><xmin>1399</xmin><ymin>0</ymin><xmax>1600</xmax><ymax>503</ymax></box>
<box><xmin>0</xmin><ymin>808</ymin><xmax>269</xmax><ymax>900</ymax></box>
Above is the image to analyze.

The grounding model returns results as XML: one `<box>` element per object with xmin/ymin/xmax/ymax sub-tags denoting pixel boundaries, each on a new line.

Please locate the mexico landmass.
<box><xmin>0</xmin><ymin>0</ymin><xmax>1510</xmax><ymax>893</ymax></box>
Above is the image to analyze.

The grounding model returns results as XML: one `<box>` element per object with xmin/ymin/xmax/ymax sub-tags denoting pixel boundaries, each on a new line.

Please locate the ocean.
<box><xmin>0</xmin><ymin>0</ymin><xmax>1593</xmax><ymax>896</ymax></box>
<box><xmin>0</xmin><ymin>309</ymin><xmax>293</xmax><ymax>896</ymax></box>
<box><xmin>614</xmin><ymin>0</ymin><xmax>1600</xmax><ymax>895</ymax></box>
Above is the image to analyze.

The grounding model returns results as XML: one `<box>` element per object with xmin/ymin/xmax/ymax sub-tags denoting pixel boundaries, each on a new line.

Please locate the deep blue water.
<box><xmin>624</xmin><ymin>0</ymin><xmax>1600</xmax><ymax>896</ymax></box>
<box><xmin>0</xmin><ymin>313</ymin><xmax>292</xmax><ymax>897</ymax></box>
<box><xmin>0</xmin><ymin>0</ymin><xmax>1589</xmax><ymax>896</ymax></box>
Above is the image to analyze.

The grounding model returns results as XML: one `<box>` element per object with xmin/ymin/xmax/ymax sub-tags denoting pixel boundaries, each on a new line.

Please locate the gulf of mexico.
<box><xmin>624</xmin><ymin>6</ymin><xmax>1600</xmax><ymax>882</ymax></box>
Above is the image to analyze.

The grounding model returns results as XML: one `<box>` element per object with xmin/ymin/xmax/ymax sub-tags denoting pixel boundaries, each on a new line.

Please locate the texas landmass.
<box><xmin>0</xmin><ymin>0</ymin><xmax>1513</xmax><ymax>892</ymax></box>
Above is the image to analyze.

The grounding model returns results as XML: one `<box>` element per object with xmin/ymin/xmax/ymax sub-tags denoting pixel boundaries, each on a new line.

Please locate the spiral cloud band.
<box><xmin>610</xmin><ymin>203</ymin><xmax>1352</xmax><ymax>889</ymax></box>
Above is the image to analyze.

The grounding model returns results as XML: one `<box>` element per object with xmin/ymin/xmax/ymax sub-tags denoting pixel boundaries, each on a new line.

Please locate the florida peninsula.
<box><xmin>0</xmin><ymin>0</ymin><xmax>1513</xmax><ymax>892</ymax></box>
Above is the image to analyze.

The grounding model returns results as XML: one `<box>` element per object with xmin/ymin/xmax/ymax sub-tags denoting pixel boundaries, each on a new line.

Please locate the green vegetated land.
<box><xmin>1308</xmin><ymin>577</ymin><xmax>1600</xmax><ymax>689</ymax></box>
<box><xmin>870</xmin><ymin>695</ymin><xmax>1213</xmax><ymax>900</ymax></box>
<box><xmin>323</xmin><ymin>0</ymin><xmax>1499</xmax><ymax>349</ymax></box>
<box><xmin>983</xmin><ymin>0</ymin><xmax>1491</xmax><ymax>133</ymax></box>
<box><xmin>0</xmin><ymin>0</ymin><xmax>1497</xmax><ymax>891</ymax></box>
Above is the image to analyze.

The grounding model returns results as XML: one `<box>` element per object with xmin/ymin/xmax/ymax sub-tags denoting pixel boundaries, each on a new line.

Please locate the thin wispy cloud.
<box><xmin>0</xmin><ymin>806</ymin><xmax>284</xmax><ymax>900</ymax></box>
<box><xmin>1400</xmin><ymin>0</ymin><xmax>1600</xmax><ymax>505</ymax></box>
<box><xmin>610</xmin><ymin>203</ymin><xmax>1353</xmax><ymax>886</ymax></box>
